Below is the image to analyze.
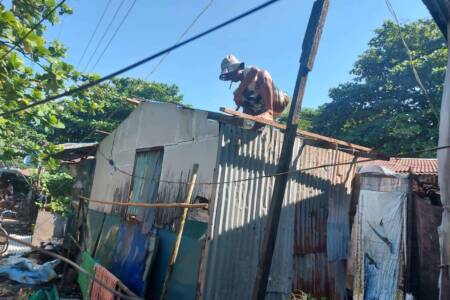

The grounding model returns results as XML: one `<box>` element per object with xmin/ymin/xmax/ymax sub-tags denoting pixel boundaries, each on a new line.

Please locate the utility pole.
<box><xmin>251</xmin><ymin>1</ymin><xmax>329</xmax><ymax>299</ymax></box>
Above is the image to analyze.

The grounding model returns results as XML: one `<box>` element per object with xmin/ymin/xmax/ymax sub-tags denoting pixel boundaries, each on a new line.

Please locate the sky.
<box><xmin>44</xmin><ymin>0</ymin><xmax>432</xmax><ymax>112</ymax></box>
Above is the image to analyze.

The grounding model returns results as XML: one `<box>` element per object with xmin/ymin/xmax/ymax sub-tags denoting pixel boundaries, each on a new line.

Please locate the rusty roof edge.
<box><xmin>207</xmin><ymin>108</ymin><xmax>389</xmax><ymax>158</ymax></box>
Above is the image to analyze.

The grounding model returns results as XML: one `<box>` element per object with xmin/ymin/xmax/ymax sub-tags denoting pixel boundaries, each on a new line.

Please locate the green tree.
<box><xmin>0</xmin><ymin>0</ymin><xmax>81</xmax><ymax>165</ymax></box>
<box><xmin>48</xmin><ymin>77</ymin><xmax>184</xmax><ymax>143</ymax></box>
<box><xmin>311</xmin><ymin>19</ymin><xmax>446</xmax><ymax>156</ymax></box>
<box><xmin>277</xmin><ymin>107</ymin><xmax>319</xmax><ymax>131</ymax></box>
<box><xmin>0</xmin><ymin>2</ymin><xmax>184</xmax><ymax>166</ymax></box>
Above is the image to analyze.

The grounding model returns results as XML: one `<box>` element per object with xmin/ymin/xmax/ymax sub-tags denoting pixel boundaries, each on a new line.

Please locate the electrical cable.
<box><xmin>384</xmin><ymin>0</ymin><xmax>441</xmax><ymax>122</ymax></box>
<box><xmin>144</xmin><ymin>0</ymin><xmax>215</xmax><ymax>79</ymax></box>
<box><xmin>82</xmin><ymin>0</ymin><xmax>126</xmax><ymax>73</ymax></box>
<box><xmin>97</xmin><ymin>142</ymin><xmax>450</xmax><ymax>186</ymax></box>
<box><xmin>0</xmin><ymin>0</ymin><xmax>282</xmax><ymax>117</ymax></box>
<box><xmin>0</xmin><ymin>232</ymin><xmax>142</xmax><ymax>300</ymax></box>
<box><xmin>76</xmin><ymin>0</ymin><xmax>113</xmax><ymax>68</ymax></box>
<box><xmin>0</xmin><ymin>0</ymin><xmax>67</xmax><ymax>61</ymax></box>
<box><xmin>90</xmin><ymin>0</ymin><xmax>138</xmax><ymax>72</ymax></box>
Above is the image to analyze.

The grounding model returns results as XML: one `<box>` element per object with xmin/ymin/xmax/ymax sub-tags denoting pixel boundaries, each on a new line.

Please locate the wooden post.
<box><xmin>251</xmin><ymin>1</ymin><xmax>329</xmax><ymax>299</ymax></box>
<box><xmin>160</xmin><ymin>164</ymin><xmax>199</xmax><ymax>300</ymax></box>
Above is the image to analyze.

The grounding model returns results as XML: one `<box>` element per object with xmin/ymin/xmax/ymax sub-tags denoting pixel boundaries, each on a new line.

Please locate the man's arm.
<box><xmin>257</xmin><ymin>70</ymin><xmax>274</xmax><ymax>117</ymax></box>
<box><xmin>234</xmin><ymin>67</ymin><xmax>258</xmax><ymax>106</ymax></box>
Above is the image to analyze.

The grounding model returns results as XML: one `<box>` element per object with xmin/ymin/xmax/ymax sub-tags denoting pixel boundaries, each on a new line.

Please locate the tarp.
<box><xmin>353</xmin><ymin>174</ymin><xmax>408</xmax><ymax>300</ymax></box>
<box><xmin>0</xmin><ymin>256</ymin><xmax>60</xmax><ymax>285</ymax></box>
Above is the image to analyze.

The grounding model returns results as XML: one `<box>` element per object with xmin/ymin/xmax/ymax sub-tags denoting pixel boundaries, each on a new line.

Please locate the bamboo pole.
<box><xmin>77</xmin><ymin>195</ymin><xmax>207</xmax><ymax>209</ymax></box>
<box><xmin>160</xmin><ymin>164</ymin><xmax>199</xmax><ymax>300</ymax></box>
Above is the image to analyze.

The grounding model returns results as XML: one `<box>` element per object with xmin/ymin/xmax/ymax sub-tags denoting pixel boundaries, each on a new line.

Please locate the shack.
<box><xmin>83</xmin><ymin>101</ymin><xmax>376</xmax><ymax>299</ymax></box>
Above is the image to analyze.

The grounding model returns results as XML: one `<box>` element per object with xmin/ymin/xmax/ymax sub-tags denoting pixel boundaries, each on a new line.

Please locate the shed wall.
<box><xmin>89</xmin><ymin>103</ymin><xmax>219</xmax><ymax>225</ymax></box>
<box><xmin>202</xmin><ymin>124</ymin><xmax>357</xmax><ymax>299</ymax></box>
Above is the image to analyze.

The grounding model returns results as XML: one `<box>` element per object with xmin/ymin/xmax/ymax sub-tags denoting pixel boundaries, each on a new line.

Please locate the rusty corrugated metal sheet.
<box><xmin>358</xmin><ymin>158</ymin><xmax>437</xmax><ymax>175</ymax></box>
<box><xmin>203</xmin><ymin>124</ymin><xmax>292</xmax><ymax>299</ymax></box>
<box><xmin>293</xmin><ymin>252</ymin><xmax>329</xmax><ymax>297</ymax></box>
<box><xmin>202</xmin><ymin>124</ymin><xmax>358</xmax><ymax>299</ymax></box>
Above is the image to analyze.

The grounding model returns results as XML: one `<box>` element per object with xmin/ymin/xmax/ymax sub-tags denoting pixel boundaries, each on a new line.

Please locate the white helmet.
<box><xmin>219</xmin><ymin>54</ymin><xmax>244</xmax><ymax>80</ymax></box>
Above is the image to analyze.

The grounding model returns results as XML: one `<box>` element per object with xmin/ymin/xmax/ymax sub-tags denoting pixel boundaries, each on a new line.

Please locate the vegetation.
<box><xmin>0</xmin><ymin>1</ymin><xmax>183</xmax><ymax>168</ymax></box>
<box><xmin>39</xmin><ymin>171</ymin><xmax>73</xmax><ymax>214</ymax></box>
<box><xmin>309</xmin><ymin>19</ymin><xmax>446</xmax><ymax>156</ymax></box>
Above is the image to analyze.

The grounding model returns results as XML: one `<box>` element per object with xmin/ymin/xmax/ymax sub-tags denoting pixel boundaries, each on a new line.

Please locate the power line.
<box><xmin>90</xmin><ymin>0</ymin><xmax>138</xmax><ymax>72</ymax></box>
<box><xmin>384</xmin><ymin>0</ymin><xmax>440</xmax><ymax>122</ymax></box>
<box><xmin>0</xmin><ymin>0</ymin><xmax>67</xmax><ymax>61</ymax></box>
<box><xmin>82</xmin><ymin>0</ymin><xmax>127</xmax><ymax>73</ymax></box>
<box><xmin>144</xmin><ymin>0</ymin><xmax>215</xmax><ymax>80</ymax></box>
<box><xmin>0</xmin><ymin>0</ymin><xmax>282</xmax><ymax>117</ymax></box>
<box><xmin>97</xmin><ymin>141</ymin><xmax>450</xmax><ymax>186</ymax></box>
<box><xmin>76</xmin><ymin>0</ymin><xmax>113</xmax><ymax>68</ymax></box>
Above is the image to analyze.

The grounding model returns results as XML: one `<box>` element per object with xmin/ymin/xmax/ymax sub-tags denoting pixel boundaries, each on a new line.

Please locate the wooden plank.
<box><xmin>126</xmin><ymin>97</ymin><xmax>141</xmax><ymax>105</ymax></box>
<box><xmin>220</xmin><ymin>107</ymin><xmax>374</xmax><ymax>153</ymax></box>
<box><xmin>77</xmin><ymin>196</ymin><xmax>207</xmax><ymax>209</ymax></box>
<box><xmin>252</xmin><ymin>1</ymin><xmax>330</xmax><ymax>299</ymax></box>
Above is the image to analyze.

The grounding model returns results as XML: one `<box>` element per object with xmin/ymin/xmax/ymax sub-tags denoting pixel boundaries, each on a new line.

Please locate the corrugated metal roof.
<box><xmin>359</xmin><ymin>158</ymin><xmax>437</xmax><ymax>175</ymax></box>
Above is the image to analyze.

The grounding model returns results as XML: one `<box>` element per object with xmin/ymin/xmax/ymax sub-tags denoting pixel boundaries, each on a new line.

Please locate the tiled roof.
<box><xmin>359</xmin><ymin>158</ymin><xmax>437</xmax><ymax>175</ymax></box>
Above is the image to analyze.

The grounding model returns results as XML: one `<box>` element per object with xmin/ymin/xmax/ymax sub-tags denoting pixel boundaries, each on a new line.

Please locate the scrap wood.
<box><xmin>90</xmin><ymin>264</ymin><xmax>119</xmax><ymax>300</ymax></box>
<box><xmin>78</xmin><ymin>196</ymin><xmax>208</xmax><ymax>209</ymax></box>
<box><xmin>220</xmin><ymin>107</ymin><xmax>379</xmax><ymax>154</ymax></box>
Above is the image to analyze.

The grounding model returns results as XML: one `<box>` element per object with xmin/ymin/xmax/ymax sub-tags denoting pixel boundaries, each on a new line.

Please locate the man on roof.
<box><xmin>219</xmin><ymin>54</ymin><xmax>290</xmax><ymax>121</ymax></box>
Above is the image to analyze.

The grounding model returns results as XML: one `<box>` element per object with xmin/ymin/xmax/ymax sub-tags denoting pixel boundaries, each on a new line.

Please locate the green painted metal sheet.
<box><xmin>78</xmin><ymin>251</ymin><xmax>97</xmax><ymax>300</ymax></box>
<box><xmin>85</xmin><ymin>209</ymin><xmax>105</xmax><ymax>255</ymax></box>
<box><xmin>148</xmin><ymin>221</ymin><xmax>206</xmax><ymax>300</ymax></box>
<box><xmin>94</xmin><ymin>214</ymin><xmax>121</xmax><ymax>268</ymax></box>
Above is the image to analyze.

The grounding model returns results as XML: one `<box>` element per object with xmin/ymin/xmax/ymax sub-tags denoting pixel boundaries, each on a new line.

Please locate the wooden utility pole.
<box><xmin>251</xmin><ymin>1</ymin><xmax>329</xmax><ymax>299</ymax></box>
<box><xmin>160</xmin><ymin>164</ymin><xmax>199</xmax><ymax>300</ymax></box>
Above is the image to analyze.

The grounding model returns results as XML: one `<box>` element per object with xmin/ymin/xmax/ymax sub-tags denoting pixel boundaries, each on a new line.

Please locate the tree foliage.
<box><xmin>311</xmin><ymin>19</ymin><xmax>446</xmax><ymax>156</ymax></box>
<box><xmin>47</xmin><ymin>77</ymin><xmax>183</xmax><ymax>143</ymax></box>
<box><xmin>0</xmin><ymin>1</ymin><xmax>184</xmax><ymax>167</ymax></box>
<box><xmin>0</xmin><ymin>0</ymin><xmax>80</xmax><ymax>165</ymax></box>
<box><xmin>277</xmin><ymin>107</ymin><xmax>319</xmax><ymax>131</ymax></box>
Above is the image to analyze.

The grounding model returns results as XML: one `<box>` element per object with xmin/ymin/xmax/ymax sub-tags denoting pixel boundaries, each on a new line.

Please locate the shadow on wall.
<box><xmin>202</xmin><ymin>164</ymin><xmax>354</xmax><ymax>299</ymax></box>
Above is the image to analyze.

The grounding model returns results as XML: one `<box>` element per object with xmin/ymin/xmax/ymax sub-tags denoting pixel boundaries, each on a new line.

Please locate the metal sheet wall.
<box><xmin>202</xmin><ymin>124</ymin><xmax>357</xmax><ymax>299</ymax></box>
<box><xmin>128</xmin><ymin>149</ymin><xmax>163</xmax><ymax>232</ymax></box>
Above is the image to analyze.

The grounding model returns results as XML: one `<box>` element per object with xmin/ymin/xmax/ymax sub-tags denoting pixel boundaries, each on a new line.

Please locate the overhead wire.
<box><xmin>90</xmin><ymin>0</ymin><xmax>138</xmax><ymax>72</ymax></box>
<box><xmin>0</xmin><ymin>0</ymin><xmax>283</xmax><ymax>117</ymax></box>
<box><xmin>144</xmin><ymin>0</ymin><xmax>215</xmax><ymax>79</ymax></box>
<box><xmin>76</xmin><ymin>0</ymin><xmax>113</xmax><ymax>68</ymax></box>
<box><xmin>0</xmin><ymin>0</ymin><xmax>67</xmax><ymax>61</ymax></box>
<box><xmin>384</xmin><ymin>0</ymin><xmax>441</xmax><ymax>122</ymax></box>
<box><xmin>82</xmin><ymin>0</ymin><xmax>127</xmax><ymax>73</ymax></box>
<box><xmin>97</xmin><ymin>142</ymin><xmax>450</xmax><ymax>186</ymax></box>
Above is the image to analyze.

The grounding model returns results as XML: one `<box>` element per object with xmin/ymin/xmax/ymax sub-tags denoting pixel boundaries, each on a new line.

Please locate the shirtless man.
<box><xmin>219</xmin><ymin>54</ymin><xmax>290</xmax><ymax>121</ymax></box>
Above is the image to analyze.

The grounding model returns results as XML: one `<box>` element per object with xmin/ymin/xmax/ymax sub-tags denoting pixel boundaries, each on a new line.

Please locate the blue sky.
<box><xmin>45</xmin><ymin>0</ymin><xmax>431</xmax><ymax>111</ymax></box>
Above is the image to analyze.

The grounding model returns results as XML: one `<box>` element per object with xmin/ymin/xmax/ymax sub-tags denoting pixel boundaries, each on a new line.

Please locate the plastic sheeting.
<box><xmin>0</xmin><ymin>256</ymin><xmax>60</xmax><ymax>284</ymax></box>
<box><xmin>353</xmin><ymin>174</ymin><xmax>408</xmax><ymax>300</ymax></box>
